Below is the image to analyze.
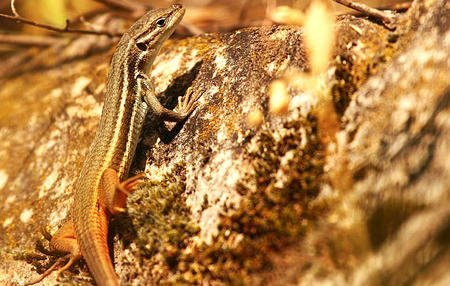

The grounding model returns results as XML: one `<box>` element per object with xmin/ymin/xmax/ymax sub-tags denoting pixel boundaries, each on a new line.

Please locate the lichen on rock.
<box><xmin>1</xmin><ymin>0</ymin><xmax>449</xmax><ymax>285</ymax></box>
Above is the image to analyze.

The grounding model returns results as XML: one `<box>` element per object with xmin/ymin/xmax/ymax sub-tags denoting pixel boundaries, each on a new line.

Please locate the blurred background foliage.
<box><xmin>0</xmin><ymin>0</ymin><xmax>407</xmax><ymax>34</ymax></box>
<box><xmin>0</xmin><ymin>0</ymin><xmax>407</xmax><ymax>60</ymax></box>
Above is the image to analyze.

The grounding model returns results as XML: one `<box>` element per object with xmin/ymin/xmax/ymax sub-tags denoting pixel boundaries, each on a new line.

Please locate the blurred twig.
<box><xmin>0</xmin><ymin>0</ymin><xmax>121</xmax><ymax>37</ymax></box>
<box><xmin>333</xmin><ymin>0</ymin><xmax>397</xmax><ymax>29</ymax></box>
<box><xmin>0</xmin><ymin>34</ymin><xmax>63</xmax><ymax>46</ymax></box>
<box><xmin>378</xmin><ymin>1</ymin><xmax>411</xmax><ymax>12</ymax></box>
<box><xmin>238</xmin><ymin>0</ymin><xmax>251</xmax><ymax>25</ymax></box>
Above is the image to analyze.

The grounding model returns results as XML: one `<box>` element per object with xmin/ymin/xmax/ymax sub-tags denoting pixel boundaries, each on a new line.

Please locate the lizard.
<box><xmin>25</xmin><ymin>4</ymin><xmax>200</xmax><ymax>286</ymax></box>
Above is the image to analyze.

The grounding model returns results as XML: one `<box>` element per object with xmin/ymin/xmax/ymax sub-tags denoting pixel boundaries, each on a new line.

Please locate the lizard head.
<box><xmin>109</xmin><ymin>4</ymin><xmax>185</xmax><ymax>80</ymax></box>
<box><xmin>130</xmin><ymin>4</ymin><xmax>185</xmax><ymax>57</ymax></box>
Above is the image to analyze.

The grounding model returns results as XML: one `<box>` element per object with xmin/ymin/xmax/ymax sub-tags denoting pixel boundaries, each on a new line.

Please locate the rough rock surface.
<box><xmin>0</xmin><ymin>0</ymin><xmax>448</xmax><ymax>285</ymax></box>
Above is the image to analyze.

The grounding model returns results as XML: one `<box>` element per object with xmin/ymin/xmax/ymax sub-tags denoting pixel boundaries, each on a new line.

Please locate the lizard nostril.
<box><xmin>172</xmin><ymin>3</ymin><xmax>183</xmax><ymax>10</ymax></box>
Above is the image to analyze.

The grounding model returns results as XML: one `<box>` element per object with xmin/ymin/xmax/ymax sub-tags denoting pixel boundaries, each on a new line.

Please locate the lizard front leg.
<box><xmin>139</xmin><ymin>75</ymin><xmax>202</xmax><ymax>122</ymax></box>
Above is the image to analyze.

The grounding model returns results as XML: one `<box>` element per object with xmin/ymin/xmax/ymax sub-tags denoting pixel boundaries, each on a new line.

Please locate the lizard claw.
<box><xmin>176</xmin><ymin>87</ymin><xmax>205</xmax><ymax>116</ymax></box>
<box><xmin>23</xmin><ymin>253</ymin><xmax>81</xmax><ymax>285</ymax></box>
<box><xmin>113</xmin><ymin>207</ymin><xmax>126</xmax><ymax>213</ymax></box>
<box><xmin>117</xmin><ymin>172</ymin><xmax>146</xmax><ymax>195</ymax></box>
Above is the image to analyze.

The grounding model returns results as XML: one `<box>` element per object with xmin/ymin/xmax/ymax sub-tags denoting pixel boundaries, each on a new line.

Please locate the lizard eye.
<box><xmin>156</xmin><ymin>17</ymin><xmax>166</xmax><ymax>27</ymax></box>
<box><xmin>136</xmin><ymin>42</ymin><xmax>147</xmax><ymax>51</ymax></box>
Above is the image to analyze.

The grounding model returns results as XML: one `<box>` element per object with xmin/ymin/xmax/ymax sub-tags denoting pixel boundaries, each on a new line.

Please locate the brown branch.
<box><xmin>0</xmin><ymin>34</ymin><xmax>63</xmax><ymax>46</ymax></box>
<box><xmin>0</xmin><ymin>0</ymin><xmax>121</xmax><ymax>38</ymax></box>
<box><xmin>333</xmin><ymin>0</ymin><xmax>398</xmax><ymax>29</ymax></box>
<box><xmin>378</xmin><ymin>1</ymin><xmax>411</xmax><ymax>12</ymax></box>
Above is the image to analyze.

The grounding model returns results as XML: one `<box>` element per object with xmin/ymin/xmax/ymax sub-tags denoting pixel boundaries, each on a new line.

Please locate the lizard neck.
<box><xmin>98</xmin><ymin>39</ymin><xmax>149</xmax><ymax>180</ymax></box>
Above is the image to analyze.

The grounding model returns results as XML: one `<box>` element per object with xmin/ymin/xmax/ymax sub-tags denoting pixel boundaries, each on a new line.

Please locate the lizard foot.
<box><xmin>24</xmin><ymin>223</ymin><xmax>81</xmax><ymax>285</ymax></box>
<box><xmin>113</xmin><ymin>173</ymin><xmax>146</xmax><ymax>213</ymax></box>
<box><xmin>24</xmin><ymin>254</ymin><xmax>79</xmax><ymax>285</ymax></box>
<box><xmin>175</xmin><ymin>87</ymin><xmax>205</xmax><ymax>117</ymax></box>
<box><xmin>99</xmin><ymin>169</ymin><xmax>146</xmax><ymax>214</ymax></box>
<box><xmin>117</xmin><ymin>172</ymin><xmax>146</xmax><ymax>196</ymax></box>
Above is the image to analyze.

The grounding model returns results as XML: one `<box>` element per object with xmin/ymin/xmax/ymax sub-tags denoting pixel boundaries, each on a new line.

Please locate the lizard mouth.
<box><xmin>168</xmin><ymin>4</ymin><xmax>185</xmax><ymax>27</ymax></box>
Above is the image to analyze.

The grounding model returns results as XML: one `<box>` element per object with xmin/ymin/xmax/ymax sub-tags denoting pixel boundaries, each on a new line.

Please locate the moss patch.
<box><xmin>127</xmin><ymin>164</ymin><xmax>200</xmax><ymax>264</ymax></box>
<box><xmin>153</xmin><ymin>116</ymin><xmax>325</xmax><ymax>285</ymax></box>
<box><xmin>331</xmin><ymin>16</ymin><xmax>401</xmax><ymax>116</ymax></box>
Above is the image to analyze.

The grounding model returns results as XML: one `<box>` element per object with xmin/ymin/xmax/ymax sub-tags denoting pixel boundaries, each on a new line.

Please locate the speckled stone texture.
<box><xmin>0</xmin><ymin>0</ymin><xmax>448</xmax><ymax>285</ymax></box>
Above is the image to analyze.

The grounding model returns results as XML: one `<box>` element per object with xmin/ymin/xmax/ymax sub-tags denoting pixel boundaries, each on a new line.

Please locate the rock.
<box><xmin>0</xmin><ymin>0</ymin><xmax>448</xmax><ymax>285</ymax></box>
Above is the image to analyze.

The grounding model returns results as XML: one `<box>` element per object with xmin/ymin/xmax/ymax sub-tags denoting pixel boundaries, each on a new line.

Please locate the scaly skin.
<box><xmin>25</xmin><ymin>4</ymin><xmax>201</xmax><ymax>286</ymax></box>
